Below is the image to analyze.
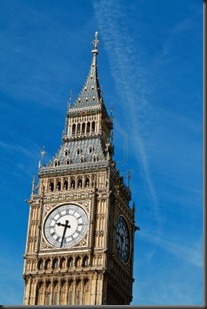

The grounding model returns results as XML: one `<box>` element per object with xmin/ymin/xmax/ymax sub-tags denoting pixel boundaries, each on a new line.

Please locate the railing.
<box><xmin>39</xmin><ymin>161</ymin><xmax>109</xmax><ymax>175</ymax></box>
<box><xmin>62</xmin><ymin>130</ymin><xmax>101</xmax><ymax>140</ymax></box>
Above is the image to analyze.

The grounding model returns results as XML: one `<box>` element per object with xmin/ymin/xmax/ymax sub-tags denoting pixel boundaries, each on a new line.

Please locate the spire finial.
<box><xmin>127</xmin><ymin>170</ymin><xmax>131</xmax><ymax>188</ymax></box>
<box><xmin>31</xmin><ymin>175</ymin><xmax>36</xmax><ymax>195</ymax></box>
<box><xmin>69</xmin><ymin>90</ymin><xmax>72</xmax><ymax>102</ymax></box>
<box><xmin>68</xmin><ymin>90</ymin><xmax>72</xmax><ymax>108</ymax></box>
<box><xmin>38</xmin><ymin>146</ymin><xmax>46</xmax><ymax>168</ymax></box>
<box><xmin>91</xmin><ymin>31</ymin><xmax>99</xmax><ymax>54</ymax></box>
<box><xmin>40</xmin><ymin>146</ymin><xmax>46</xmax><ymax>160</ymax></box>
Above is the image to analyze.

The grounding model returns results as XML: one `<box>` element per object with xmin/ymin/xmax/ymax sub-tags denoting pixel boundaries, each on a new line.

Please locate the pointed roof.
<box><xmin>39</xmin><ymin>32</ymin><xmax>113</xmax><ymax>176</ymax></box>
<box><xmin>69</xmin><ymin>32</ymin><xmax>102</xmax><ymax>112</ymax></box>
<box><xmin>39</xmin><ymin>136</ymin><xmax>108</xmax><ymax>176</ymax></box>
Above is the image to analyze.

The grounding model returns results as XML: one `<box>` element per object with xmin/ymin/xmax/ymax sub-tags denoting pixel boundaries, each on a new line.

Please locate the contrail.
<box><xmin>93</xmin><ymin>0</ymin><xmax>164</xmax><ymax>238</ymax></box>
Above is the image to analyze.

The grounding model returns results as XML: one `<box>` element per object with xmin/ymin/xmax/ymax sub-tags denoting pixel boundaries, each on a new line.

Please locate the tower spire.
<box><xmin>69</xmin><ymin>32</ymin><xmax>101</xmax><ymax>110</ymax></box>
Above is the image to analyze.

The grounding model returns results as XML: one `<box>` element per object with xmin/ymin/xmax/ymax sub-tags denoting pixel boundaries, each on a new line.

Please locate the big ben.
<box><xmin>23</xmin><ymin>32</ymin><xmax>138</xmax><ymax>305</ymax></box>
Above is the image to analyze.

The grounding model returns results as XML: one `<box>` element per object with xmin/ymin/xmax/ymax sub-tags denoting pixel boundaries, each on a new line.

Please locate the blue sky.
<box><xmin>0</xmin><ymin>0</ymin><xmax>203</xmax><ymax>305</ymax></box>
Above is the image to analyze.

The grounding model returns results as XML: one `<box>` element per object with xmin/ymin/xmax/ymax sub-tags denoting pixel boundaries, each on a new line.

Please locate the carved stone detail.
<box><xmin>41</xmin><ymin>238</ymin><xmax>53</xmax><ymax>250</ymax></box>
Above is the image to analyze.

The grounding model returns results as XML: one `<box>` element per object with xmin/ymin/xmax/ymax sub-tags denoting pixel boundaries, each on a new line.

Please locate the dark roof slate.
<box><xmin>69</xmin><ymin>45</ymin><xmax>101</xmax><ymax>111</ymax></box>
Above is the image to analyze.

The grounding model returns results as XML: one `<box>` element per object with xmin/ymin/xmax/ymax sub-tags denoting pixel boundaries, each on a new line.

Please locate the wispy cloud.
<box><xmin>0</xmin><ymin>139</ymin><xmax>37</xmax><ymax>158</ymax></box>
<box><xmin>0</xmin><ymin>138</ymin><xmax>40</xmax><ymax>180</ymax></box>
<box><xmin>93</xmin><ymin>0</ymin><xmax>163</xmax><ymax>232</ymax></box>
<box><xmin>141</xmin><ymin>231</ymin><xmax>203</xmax><ymax>268</ymax></box>
<box><xmin>93</xmin><ymin>6</ymin><xmax>203</xmax><ymax>298</ymax></box>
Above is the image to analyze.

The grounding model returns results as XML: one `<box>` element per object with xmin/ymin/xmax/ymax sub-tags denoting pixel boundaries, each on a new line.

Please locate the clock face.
<box><xmin>116</xmin><ymin>216</ymin><xmax>130</xmax><ymax>263</ymax></box>
<box><xmin>44</xmin><ymin>204</ymin><xmax>88</xmax><ymax>248</ymax></box>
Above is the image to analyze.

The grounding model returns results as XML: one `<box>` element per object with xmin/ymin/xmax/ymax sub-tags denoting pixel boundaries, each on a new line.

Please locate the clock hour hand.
<box><xmin>56</xmin><ymin>220</ymin><xmax>71</xmax><ymax>248</ymax></box>
<box><xmin>120</xmin><ymin>234</ymin><xmax>124</xmax><ymax>243</ymax></box>
<box><xmin>56</xmin><ymin>221</ymin><xmax>71</xmax><ymax>228</ymax></box>
<box><xmin>117</xmin><ymin>231</ymin><xmax>124</xmax><ymax>243</ymax></box>
<box><xmin>117</xmin><ymin>232</ymin><xmax>125</xmax><ymax>250</ymax></box>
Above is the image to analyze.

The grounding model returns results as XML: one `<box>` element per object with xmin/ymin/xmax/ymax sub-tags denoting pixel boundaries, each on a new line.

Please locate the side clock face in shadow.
<box><xmin>44</xmin><ymin>204</ymin><xmax>88</xmax><ymax>248</ymax></box>
<box><xmin>116</xmin><ymin>216</ymin><xmax>130</xmax><ymax>263</ymax></box>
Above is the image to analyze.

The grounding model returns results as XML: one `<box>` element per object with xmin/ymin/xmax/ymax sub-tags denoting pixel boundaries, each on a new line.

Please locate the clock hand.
<box><xmin>56</xmin><ymin>220</ymin><xmax>71</xmax><ymax>248</ymax></box>
<box><xmin>118</xmin><ymin>232</ymin><xmax>124</xmax><ymax>243</ymax></box>
<box><xmin>56</xmin><ymin>221</ymin><xmax>71</xmax><ymax>228</ymax></box>
<box><xmin>117</xmin><ymin>232</ymin><xmax>125</xmax><ymax>250</ymax></box>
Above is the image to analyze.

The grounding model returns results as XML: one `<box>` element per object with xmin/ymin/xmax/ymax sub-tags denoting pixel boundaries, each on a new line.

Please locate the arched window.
<box><xmin>68</xmin><ymin>257</ymin><xmax>73</xmax><ymax>267</ymax></box>
<box><xmin>87</xmin><ymin>122</ymin><xmax>90</xmax><ymax>133</ymax></box>
<box><xmin>38</xmin><ymin>259</ymin><xmax>44</xmax><ymax>270</ymax></box>
<box><xmin>49</xmin><ymin>181</ymin><xmax>54</xmax><ymax>192</ymax></box>
<box><xmin>83</xmin><ymin>256</ymin><xmax>89</xmax><ymax>267</ymax></box>
<box><xmin>78</xmin><ymin>178</ymin><xmax>82</xmax><ymax>188</ymax></box>
<box><xmin>77</xmin><ymin>148</ymin><xmax>80</xmax><ymax>155</ymax></box>
<box><xmin>71</xmin><ymin>179</ymin><xmax>75</xmax><ymax>189</ymax></box>
<box><xmin>92</xmin><ymin>121</ymin><xmax>95</xmax><ymax>133</ymax></box>
<box><xmin>85</xmin><ymin>177</ymin><xmax>90</xmax><ymax>187</ymax></box>
<box><xmin>53</xmin><ymin>258</ymin><xmax>58</xmax><ymax>269</ymax></box>
<box><xmin>56</xmin><ymin>180</ymin><xmax>61</xmax><ymax>191</ymax></box>
<box><xmin>72</xmin><ymin>123</ymin><xmax>76</xmax><ymax>135</ymax></box>
<box><xmin>89</xmin><ymin>146</ymin><xmax>93</xmax><ymax>153</ymax></box>
<box><xmin>65</xmin><ymin>149</ymin><xmax>70</xmax><ymax>156</ymax></box>
<box><xmin>75</xmin><ymin>256</ymin><xmax>81</xmax><ymax>267</ymax></box>
<box><xmin>80</xmin><ymin>156</ymin><xmax>84</xmax><ymax>163</ymax></box>
<box><xmin>82</xmin><ymin>122</ymin><xmax>85</xmax><ymax>134</ymax></box>
<box><xmin>93</xmin><ymin>155</ymin><xmax>97</xmax><ymax>162</ymax></box>
<box><xmin>45</xmin><ymin>259</ymin><xmax>51</xmax><ymax>269</ymax></box>
<box><xmin>54</xmin><ymin>160</ymin><xmax>58</xmax><ymax>167</ymax></box>
<box><xmin>77</xmin><ymin>123</ymin><xmax>80</xmax><ymax>134</ymax></box>
<box><xmin>63</xmin><ymin>179</ymin><xmax>68</xmax><ymax>190</ymax></box>
<box><xmin>60</xmin><ymin>257</ymin><xmax>66</xmax><ymax>268</ymax></box>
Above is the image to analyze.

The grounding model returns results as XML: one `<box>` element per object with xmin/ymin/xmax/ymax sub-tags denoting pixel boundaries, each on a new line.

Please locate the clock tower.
<box><xmin>23</xmin><ymin>32</ymin><xmax>138</xmax><ymax>305</ymax></box>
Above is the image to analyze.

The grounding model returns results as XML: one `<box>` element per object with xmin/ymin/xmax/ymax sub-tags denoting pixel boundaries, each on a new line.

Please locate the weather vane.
<box><xmin>69</xmin><ymin>90</ymin><xmax>72</xmax><ymax>102</ymax></box>
<box><xmin>110</xmin><ymin>102</ymin><xmax>114</xmax><ymax>118</ymax></box>
<box><xmin>127</xmin><ymin>171</ymin><xmax>131</xmax><ymax>188</ymax></box>
<box><xmin>40</xmin><ymin>146</ymin><xmax>46</xmax><ymax>159</ymax></box>
<box><xmin>92</xmin><ymin>31</ymin><xmax>100</xmax><ymax>52</ymax></box>
<box><xmin>68</xmin><ymin>90</ymin><xmax>73</xmax><ymax>108</ymax></box>
<box><xmin>38</xmin><ymin>146</ymin><xmax>46</xmax><ymax>168</ymax></box>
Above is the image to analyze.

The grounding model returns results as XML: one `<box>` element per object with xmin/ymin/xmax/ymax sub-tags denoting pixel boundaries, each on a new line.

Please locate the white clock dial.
<box><xmin>44</xmin><ymin>204</ymin><xmax>88</xmax><ymax>248</ymax></box>
<box><xmin>116</xmin><ymin>216</ymin><xmax>130</xmax><ymax>263</ymax></box>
